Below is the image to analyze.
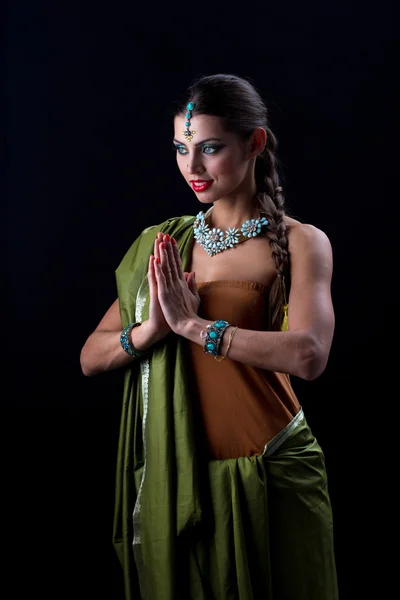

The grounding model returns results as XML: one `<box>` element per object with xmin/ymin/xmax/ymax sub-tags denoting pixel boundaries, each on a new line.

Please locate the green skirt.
<box><xmin>114</xmin><ymin>409</ymin><xmax>339</xmax><ymax>600</ymax></box>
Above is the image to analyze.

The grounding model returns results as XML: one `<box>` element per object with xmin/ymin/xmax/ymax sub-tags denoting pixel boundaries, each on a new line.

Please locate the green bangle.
<box><xmin>120</xmin><ymin>322</ymin><xmax>148</xmax><ymax>358</ymax></box>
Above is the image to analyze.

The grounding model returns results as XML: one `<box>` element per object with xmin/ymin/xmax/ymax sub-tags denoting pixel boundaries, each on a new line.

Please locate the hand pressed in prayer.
<box><xmin>150</xmin><ymin>233</ymin><xmax>200</xmax><ymax>335</ymax></box>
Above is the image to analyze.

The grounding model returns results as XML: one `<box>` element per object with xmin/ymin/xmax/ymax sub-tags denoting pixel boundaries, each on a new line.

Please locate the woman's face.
<box><xmin>173</xmin><ymin>114</ymin><xmax>255</xmax><ymax>203</ymax></box>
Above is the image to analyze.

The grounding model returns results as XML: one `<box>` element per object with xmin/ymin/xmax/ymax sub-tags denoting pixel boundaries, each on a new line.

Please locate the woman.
<box><xmin>81</xmin><ymin>73</ymin><xmax>338</xmax><ymax>599</ymax></box>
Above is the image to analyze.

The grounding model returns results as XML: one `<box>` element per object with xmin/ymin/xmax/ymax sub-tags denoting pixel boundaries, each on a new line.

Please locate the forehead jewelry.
<box><xmin>183</xmin><ymin>102</ymin><xmax>196</xmax><ymax>142</ymax></box>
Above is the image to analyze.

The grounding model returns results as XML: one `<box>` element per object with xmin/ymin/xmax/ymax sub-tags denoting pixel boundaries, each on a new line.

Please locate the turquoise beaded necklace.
<box><xmin>193</xmin><ymin>208</ymin><xmax>269</xmax><ymax>257</ymax></box>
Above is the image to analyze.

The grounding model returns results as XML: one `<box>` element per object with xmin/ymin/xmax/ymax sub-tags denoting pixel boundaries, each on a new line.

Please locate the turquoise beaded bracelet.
<box><xmin>201</xmin><ymin>320</ymin><xmax>231</xmax><ymax>357</ymax></box>
<box><xmin>120</xmin><ymin>322</ymin><xmax>148</xmax><ymax>358</ymax></box>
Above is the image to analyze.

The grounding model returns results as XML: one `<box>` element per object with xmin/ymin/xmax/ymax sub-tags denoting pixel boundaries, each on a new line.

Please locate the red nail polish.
<box><xmin>165</xmin><ymin>234</ymin><xmax>170</xmax><ymax>242</ymax></box>
<box><xmin>171</xmin><ymin>237</ymin><xmax>177</xmax><ymax>245</ymax></box>
<box><xmin>161</xmin><ymin>242</ymin><xmax>166</xmax><ymax>250</ymax></box>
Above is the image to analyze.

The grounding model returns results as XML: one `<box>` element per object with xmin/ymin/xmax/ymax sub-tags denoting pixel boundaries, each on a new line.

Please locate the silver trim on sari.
<box><xmin>132</xmin><ymin>276</ymin><xmax>150</xmax><ymax>599</ymax></box>
<box><xmin>262</xmin><ymin>408</ymin><xmax>305</xmax><ymax>457</ymax></box>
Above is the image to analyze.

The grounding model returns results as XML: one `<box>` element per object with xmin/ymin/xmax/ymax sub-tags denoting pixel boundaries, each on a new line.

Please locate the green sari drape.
<box><xmin>112</xmin><ymin>215</ymin><xmax>338</xmax><ymax>600</ymax></box>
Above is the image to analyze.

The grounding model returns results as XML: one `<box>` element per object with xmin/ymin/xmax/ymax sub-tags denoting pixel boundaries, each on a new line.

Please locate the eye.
<box><xmin>173</xmin><ymin>144</ymin><xmax>224</xmax><ymax>156</ymax></box>
<box><xmin>202</xmin><ymin>145</ymin><xmax>219</xmax><ymax>155</ymax></box>
<box><xmin>173</xmin><ymin>144</ymin><xmax>188</xmax><ymax>155</ymax></box>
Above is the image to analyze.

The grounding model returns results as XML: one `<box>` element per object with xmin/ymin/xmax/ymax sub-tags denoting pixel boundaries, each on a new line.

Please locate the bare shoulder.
<box><xmin>285</xmin><ymin>216</ymin><xmax>332</xmax><ymax>256</ymax></box>
<box><xmin>284</xmin><ymin>216</ymin><xmax>333</xmax><ymax>280</ymax></box>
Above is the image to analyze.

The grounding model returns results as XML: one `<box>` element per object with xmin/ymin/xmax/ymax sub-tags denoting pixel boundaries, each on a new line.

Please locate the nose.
<box><xmin>186</xmin><ymin>157</ymin><xmax>205</xmax><ymax>175</ymax></box>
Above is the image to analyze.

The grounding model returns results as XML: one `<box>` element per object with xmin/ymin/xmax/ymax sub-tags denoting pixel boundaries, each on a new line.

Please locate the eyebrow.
<box><xmin>173</xmin><ymin>137</ymin><xmax>224</xmax><ymax>147</ymax></box>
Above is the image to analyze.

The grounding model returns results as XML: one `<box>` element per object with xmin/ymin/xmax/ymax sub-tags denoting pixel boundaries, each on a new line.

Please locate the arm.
<box><xmin>80</xmin><ymin>298</ymin><xmax>163</xmax><ymax>377</ymax></box>
<box><xmin>181</xmin><ymin>224</ymin><xmax>335</xmax><ymax>381</ymax></box>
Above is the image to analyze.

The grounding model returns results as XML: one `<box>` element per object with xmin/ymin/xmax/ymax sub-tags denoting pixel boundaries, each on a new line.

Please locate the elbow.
<box><xmin>80</xmin><ymin>346</ymin><xmax>97</xmax><ymax>377</ymax></box>
<box><xmin>80</xmin><ymin>358</ymin><xmax>93</xmax><ymax>377</ymax></box>
<box><xmin>81</xmin><ymin>364</ymin><xmax>95</xmax><ymax>377</ymax></box>
<box><xmin>297</xmin><ymin>334</ymin><xmax>328</xmax><ymax>381</ymax></box>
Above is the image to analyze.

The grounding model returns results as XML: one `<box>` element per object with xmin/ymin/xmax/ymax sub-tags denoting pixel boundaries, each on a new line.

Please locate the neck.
<box><xmin>206</xmin><ymin>198</ymin><xmax>260</xmax><ymax>231</ymax></box>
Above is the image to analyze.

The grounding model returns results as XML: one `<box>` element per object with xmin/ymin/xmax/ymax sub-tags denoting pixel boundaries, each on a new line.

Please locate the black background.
<box><xmin>6</xmin><ymin>1</ymin><xmax>397</xmax><ymax>598</ymax></box>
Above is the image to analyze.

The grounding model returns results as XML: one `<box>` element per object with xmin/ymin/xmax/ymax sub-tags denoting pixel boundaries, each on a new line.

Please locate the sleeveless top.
<box><xmin>186</xmin><ymin>279</ymin><xmax>301</xmax><ymax>460</ymax></box>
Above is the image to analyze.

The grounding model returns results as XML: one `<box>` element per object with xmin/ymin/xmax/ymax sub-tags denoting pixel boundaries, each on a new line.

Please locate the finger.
<box><xmin>154</xmin><ymin>233</ymin><xmax>163</xmax><ymax>262</ymax></box>
<box><xmin>163</xmin><ymin>235</ymin><xmax>180</xmax><ymax>282</ymax></box>
<box><xmin>148</xmin><ymin>255</ymin><xmax>160</xmax><ymax>297</ymax></box>
<box><xmin>148</xmin><ymin>254</ymin><xmax>156</xmax><ymax>284</ymax></box>
<box><xmin>189</xmin><ymin>272</ymin><xmax>200</xmax><ymax>298</ymax></box>
<box><xmin>154</xmin><ymin>256</ymin><xmax>167</xmax><ymax>287</ymax></box>
<box><xmin>159</xmin><ymin>242</ymin><xmax>172</xmax><ymax>286</ymax></box>
<box><xmin>170</xmin><ymin>237</ymin><xmax>185</xmax><ymax>282</ymax></box>
<box><xmin>188</xmin><ymin>271</ymin><xmax>195</xmax><ymax>288</ymax></box>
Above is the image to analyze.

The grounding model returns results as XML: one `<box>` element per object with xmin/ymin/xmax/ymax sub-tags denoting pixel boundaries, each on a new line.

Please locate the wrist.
<box><xmin>181</xmin><ymin>316</ymin><xmax>210</xmax><ymax>344</ymax></box>
<box><xmin>182</xmin><ymin>318</ymin><xmax>236</xmax><ymax>359</ymax></box>
<box><xmin>130</xmin><ymin>320</ymin><xmax>163</xmax><ymax>351</ymax></box>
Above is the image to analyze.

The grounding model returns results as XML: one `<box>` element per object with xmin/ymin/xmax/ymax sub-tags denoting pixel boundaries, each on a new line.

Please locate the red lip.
<box><xmin>190</xmin><ymin>180</ymin><xmax>214</xmax><ymax>192</ymax></box>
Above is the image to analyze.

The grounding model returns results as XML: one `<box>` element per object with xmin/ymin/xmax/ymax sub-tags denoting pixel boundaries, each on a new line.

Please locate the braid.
<box><xmin>255</xmin><ymin>127</ymin><xmax>289</xmax><ymax>330</ymax></box>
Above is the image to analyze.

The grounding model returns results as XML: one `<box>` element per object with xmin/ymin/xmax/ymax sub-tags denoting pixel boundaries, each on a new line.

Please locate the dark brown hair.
<box><xmin>174</xmin><ymin>73</ymin><xmax>289</xmax><ymax>330</ymax></box>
